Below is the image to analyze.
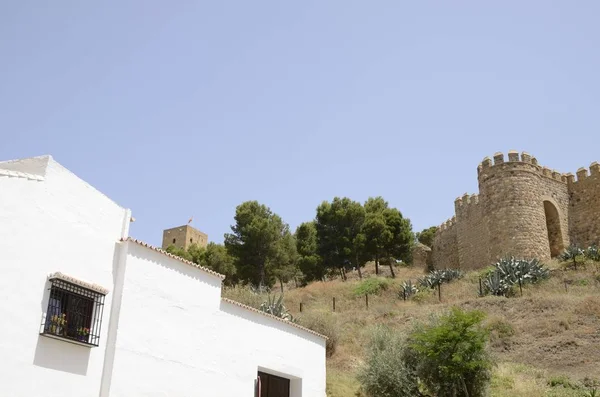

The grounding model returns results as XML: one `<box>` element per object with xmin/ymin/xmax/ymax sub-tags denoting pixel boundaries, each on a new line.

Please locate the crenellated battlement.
<box><xmin>430</xmin><ymin>149</ymin><xmax>600</xmax><ymax>270</ymax></box>
<box><xmin>454</xmin><ymin>193</ymin><xmax>481</xmax><ymax>218</ymax></box>
<box><xmin>436</xmin><ymin>216</ymin><xmax>457</xmax><ymax>234</ymax></box>
<box><xmin>567</xmin><ymin>162</ymin><xmax>600</xmax><ymax>184</ymax></box>
<box><xmin>477</xmin><ymin>151</ymin><xmax>568</xmax><ymax>183</ymax></box>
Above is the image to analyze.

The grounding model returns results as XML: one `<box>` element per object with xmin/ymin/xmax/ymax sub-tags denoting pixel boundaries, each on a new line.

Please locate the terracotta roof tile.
<box><xmin>221</xmin><ymin>297</ymin><xmax>328</xmax><ymax>340</ymax></box>
<box><xmin>48</xmin><ymin>272</ymin><xmax>109</xmax><ymax>295</ymax></box>
<box><xmin>123</xmin><ymin>237</ymin><xmax>226</xmax><ymax>280</ymax></box>
<box><xmin>0</xmin><ymin>169</ymin><xmax>45</xmax><ymax>181</ymax></box>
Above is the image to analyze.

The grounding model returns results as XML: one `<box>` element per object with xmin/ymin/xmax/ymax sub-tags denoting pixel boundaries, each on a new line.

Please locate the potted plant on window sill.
<box><xmin>76</xmin><ymin>327</ymin><xmax>90</xmax><ymax>342</ymax></box>
<box><xmin>49</xmin><ymin>314</ymin><xmax>67</xmax><ymax>336</ymax></box>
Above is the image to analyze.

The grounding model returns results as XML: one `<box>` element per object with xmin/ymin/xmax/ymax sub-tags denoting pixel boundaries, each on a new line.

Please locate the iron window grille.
<box><xmin>41</xmin><ymin>278</ymin><xmax>106</xmax><ymax>347</ymax></box>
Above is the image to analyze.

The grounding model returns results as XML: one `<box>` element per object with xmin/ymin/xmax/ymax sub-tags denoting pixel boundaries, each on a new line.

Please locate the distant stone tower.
<box><xmin>430</xmin><ymin>151</ymin><xmax>600</xmax><ymax>270</ymax></box>
<box><xmin>162</xmin><ymin>225</ymin><xmax>208</xmax><ymax>250</ymax></box>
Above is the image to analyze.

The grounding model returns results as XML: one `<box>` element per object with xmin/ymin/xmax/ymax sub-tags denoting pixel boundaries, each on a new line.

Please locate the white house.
<box><xmin>0</xmin><ymin>155</ymin><xmax>327</xmax><ymax>397</ymax></box>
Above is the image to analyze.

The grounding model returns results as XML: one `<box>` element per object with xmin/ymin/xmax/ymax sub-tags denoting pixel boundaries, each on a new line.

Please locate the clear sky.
<box><xmin>1</xmin><ymin>1</ymin><xmax>599</xmax><ymax>246</ymax></box>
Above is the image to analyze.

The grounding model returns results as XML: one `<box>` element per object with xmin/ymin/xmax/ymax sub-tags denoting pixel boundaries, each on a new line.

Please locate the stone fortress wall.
<box><xmin>431</xmin><ymin>151</ymin><xmax>600</xmax><ymax>270</ymax></box>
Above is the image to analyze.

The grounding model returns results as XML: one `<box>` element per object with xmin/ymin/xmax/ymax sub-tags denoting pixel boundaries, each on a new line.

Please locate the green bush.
<box><xmin>405</xmin><ymin>307</ymin><xmax>492</xmax><ymax>397</ymax></box>
<box><xmin>354</xmin><ymin>277</ymin><xmax>392</xmax><ymax>297</ymax></box>
<box><xmin>298</xmin><ymin>311</ymin><xmax>339</xmax><ymax>357</ymax></box>
<box><xmin>357</xmin><ymin>326</ymin><xmax>419</xmax><ymax>397</ymax></box>
<box><xmin>548</xmin><ymin>375</ymin><xmax>579</xmax><ymax>390</ymax></box>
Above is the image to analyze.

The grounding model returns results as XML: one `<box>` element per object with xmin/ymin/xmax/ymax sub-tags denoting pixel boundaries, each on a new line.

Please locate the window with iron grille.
<box><xmin>41</xmin><ymin>278</ymin><xmax>106</xmax><ymax>347</ymax></box>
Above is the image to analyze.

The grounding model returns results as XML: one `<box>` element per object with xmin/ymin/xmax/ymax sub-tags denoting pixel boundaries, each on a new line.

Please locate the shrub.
<box><xmin>354</xmin><ymin>277</ymin><xmax>391</xmax><ymax>297</ymax></box>
<box><xmin>547</xmin><ymin>375</ymin><xmax>579</xmax><ymax>390</ymax></box>
<box><xmin>418</xmin><ymin>269</ymin><xmax>463</xmax><ymax>289</ymax></box>
<box><xmin>221</xmin><ymin>285</ymin><xmax>265</xmax><ymax>309</ymax></box>
<box><xmin>405</xmin><ymin>307</ymin><xmax>492</xmax><ymax>397</ymax></box>
<box><xmin>298</xmin><ymin>311</ymin><xmax>339</xmax><ymax>357</ymax></box>
<box><xmin>357</xmin><ymin>326</ymin><xmax>419</xmax><ymax>397</ymax></box>
<box><xmin>486</xmin><ymin>317</ymin><xmax>515</xmax><ymax>339</ymax></box>
<box><xmin>483</xmin><ymin>257</ymin><xmax>549</xmax><ymax>297</ymax></box>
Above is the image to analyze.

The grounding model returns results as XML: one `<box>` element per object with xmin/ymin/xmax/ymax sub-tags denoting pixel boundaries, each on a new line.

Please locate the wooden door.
<box><xmin>258</xmin><ymin>371</ymin><xmax>290</xmax><ymax>397</ymax></box>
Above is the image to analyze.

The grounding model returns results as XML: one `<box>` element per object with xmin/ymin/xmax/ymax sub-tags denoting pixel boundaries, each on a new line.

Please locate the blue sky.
<box><xmin>1</xmin><ymin>1</ymin><xmax>599</xmax><ymax>246</ymax></box>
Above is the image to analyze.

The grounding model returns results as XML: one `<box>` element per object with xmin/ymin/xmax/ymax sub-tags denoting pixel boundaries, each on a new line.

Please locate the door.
<box><xmin>257</xmin><ymin>371</ymin><xmax>290</xmax><ymax>397</ymax></box>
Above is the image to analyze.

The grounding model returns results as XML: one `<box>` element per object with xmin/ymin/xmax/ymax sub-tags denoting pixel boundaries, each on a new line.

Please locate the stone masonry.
<box><xmin>431</xmin><ymin>151</ymin><xmax>600</xmax><ymax>270</ymax></box>
<box><xmin>162</xmin><ymin>225</ymin><xmax>208</xmax><ymax>250</ymax></box>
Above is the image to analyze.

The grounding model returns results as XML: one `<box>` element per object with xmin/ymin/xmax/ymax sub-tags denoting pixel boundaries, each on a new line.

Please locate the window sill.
<box><xmin>40</xmin><ymin>333</ymin><xmax>97</xmax><ymax>348</ymax></box>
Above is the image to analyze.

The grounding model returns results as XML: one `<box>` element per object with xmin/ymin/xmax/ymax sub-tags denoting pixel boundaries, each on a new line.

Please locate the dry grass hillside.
<box><xmin>227</xmin><ymin>261</ymin><xmax>600</xmax><ymax>397</ymax></box>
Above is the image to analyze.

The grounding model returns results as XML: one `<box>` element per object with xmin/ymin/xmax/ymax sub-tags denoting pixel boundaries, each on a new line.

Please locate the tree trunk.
<box><xmin>259</xmin><ymin>262</ymin><xmax>266</xmax><ymax>289</ymax></box>
<box><xmin>460</xmin><ymin>377</ymin><xmax>470</xmax><ymax>397</ymax></box>
<box><xmin>356</xmin><ymin>253</ymin><xmax>362</xmax><ymax>279</ymax></box>
<box><xmin>375</xmin><ymin>253</ymin><xmax>379</xmax><ymax>275</ymax></box>
<box><xmin>388</xmin><ymin>258</ymin><xmax>395</xmax><ymax>278</ymax></box>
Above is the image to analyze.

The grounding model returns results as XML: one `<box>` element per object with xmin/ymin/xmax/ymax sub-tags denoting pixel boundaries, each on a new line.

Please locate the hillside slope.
<box><xmin>282</xmin><ymin>262</ymin><xmax>600</xmax><ymax>397</ymax></box>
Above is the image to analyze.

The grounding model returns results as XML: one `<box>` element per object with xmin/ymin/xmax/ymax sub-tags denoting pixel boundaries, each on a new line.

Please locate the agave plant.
<box><xmin>560</xmin><ymin>246</ymin><xmax>586</xmax><ymax>270</ymax></box>
<box><xmin>586</xmin><ymin>245</ymin><xmax>600</xmax><ymax>262</ymax></box>
<box><xmin>482</xmin><ymin>257</ymin><xmax>549</xmax><ymax>297</ymax></box>
<box><xmin>484</xmin><ymin>270</ymin><xmax>512</xmax><ymax>296</ymax></box>
<box><xmin>259</xmin><ymin>294</ymin><xmax>295</xmax><ymax>322</ymax></box>
<box><xmin>418</xmin><ymin>269</ymin><xmax>463</xmax><ymax>289</ymax></box>
<box><xmin>399</xmin><ymin>280</ymin><xmax>419</xmax><ymax>299</ymax></box>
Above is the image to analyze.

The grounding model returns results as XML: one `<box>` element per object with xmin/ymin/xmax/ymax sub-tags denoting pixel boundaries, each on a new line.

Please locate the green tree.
<box><xmin>295</xmin><ymin>221</ymin><xmax>324</xmax><ymax>283</ymax></box>
<box><xmin>416</xmin><ymin>226</ymin><xmax>438</xmax><ymax>248</ymax></box>
<box><xmin>406</xmin><ymin>307</ymin><xmax>492</xmax><ymax>397</ymax></box>
<box><xmin>202</xmin><ymin>243</ymin><xmax>236</xmax><ymax>285</ymax></box>
<box><xmin>270</xmin><ymin>227</ymin><xmax>299</xmax><ymax>292</ymax></box>
<box><xmin>363</xmin><ymin>197</ymin><xmax>414</xmax><ymax>278</ymax></box>
<box><xmin>224</xmin><ymin>201</ymin><xmax>288</xmax><ymax>288</ymax></box>
<box><xmin>164</xmin><ymin>244</ymin><xmax>194</xmax><ymax>262</ymax></box>
<box><xmin>166</xmin><ymin>243</ymin><xmax>237</xmax><ymax>284</ymax></box>
<box><xmin>316</xmin><ymin>197</ymin><xmax>367</xmax><ymax>280</ymax></box>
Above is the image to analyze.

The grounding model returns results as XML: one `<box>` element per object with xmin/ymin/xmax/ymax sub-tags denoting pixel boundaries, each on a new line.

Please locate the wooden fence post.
<box><xmin>365</xmin><ymin>294</ymin><xmax>369</xmax><ymax>309</ymax></box>
<box><xmin>518</xmin><ymin>277</ymin><xmax>523</xmax><ymax>296</ymax></box>
<box><xmin>479</xmin><ymin>277</ymin><xmax>483</xmax><ymax>297</ymax></box>
<box><xmin>300</xmin><ymin>302</ymin><xmax>303</xmax><ymax>313</ymax></box>
<box><xmin>438</xmin><ymin>283</ymin><xmax>441</xmax><ymax>302</ymax></box>
<box><xmin>333</xmin><ymin>297</ymin><xmax>336</xmax><ymax>312</ymax></box>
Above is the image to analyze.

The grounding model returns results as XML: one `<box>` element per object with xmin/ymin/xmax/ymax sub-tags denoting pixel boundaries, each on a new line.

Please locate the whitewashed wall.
<box><xmin>0</xmin><ymin>156</ymin><xmax>130</xmax><ymax>397</ymax></box>
<box><xmin>0</xmin><ymin>155</ymin><xmax>326</xmax><ymax>397</ymax></box>
<box><xmin>108</xmin><ymin>242</ymin><xmax>327</xmax><ymax>397</ymax></box>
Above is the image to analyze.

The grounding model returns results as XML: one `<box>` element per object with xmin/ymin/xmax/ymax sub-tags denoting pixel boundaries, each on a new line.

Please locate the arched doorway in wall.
<box><xmin>543</xmin><ymin>201</ymin><xmax>564</xmax><ymax>257</ymax></box>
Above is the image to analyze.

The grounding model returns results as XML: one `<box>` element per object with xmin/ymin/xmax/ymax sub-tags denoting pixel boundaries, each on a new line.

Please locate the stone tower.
<box><xmin>431</xmin><ymin>151</ymin><xmax>600</xmax><ymax>270</ymax></box>
<box><xmin>161</xmin><ymin>225</ymin><xmax>208</xmax><ymax>250</ymax></box>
